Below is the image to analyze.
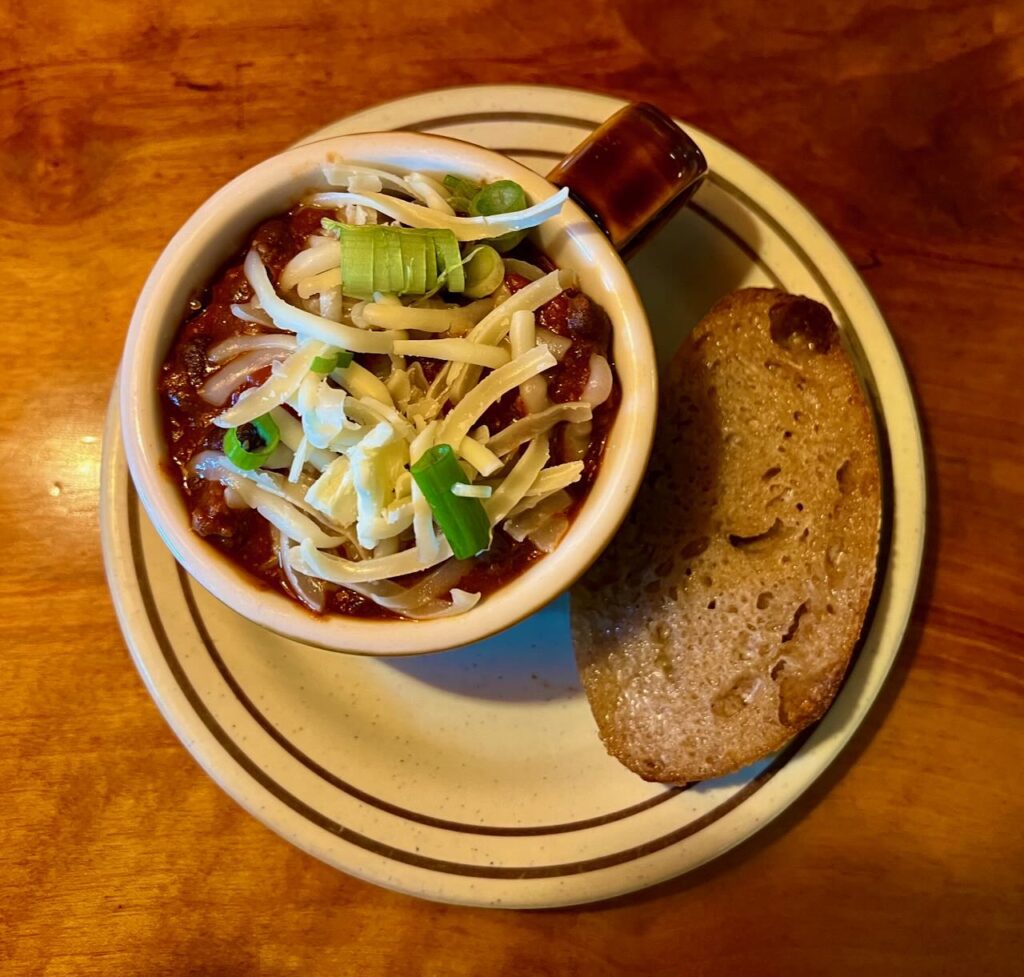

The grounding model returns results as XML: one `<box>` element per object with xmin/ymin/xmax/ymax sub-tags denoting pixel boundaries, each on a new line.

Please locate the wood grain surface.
<box><xmin>2</xmin><ymin>1</ymin><xmax>1022</xmax><ymax>974</ymax></box>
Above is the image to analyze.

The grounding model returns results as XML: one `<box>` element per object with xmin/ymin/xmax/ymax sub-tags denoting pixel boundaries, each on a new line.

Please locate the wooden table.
<box><xmin>3</xmin><ymin>1</ymin><xmax>1022</xmax><ymax>973</ymax></box>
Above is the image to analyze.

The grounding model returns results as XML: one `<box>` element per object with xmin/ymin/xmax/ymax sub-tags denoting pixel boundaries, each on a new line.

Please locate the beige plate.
<box><xmin>101</xmin><ymin>85</ymin><xmax>926</xmax><ymax>908</ymax></box>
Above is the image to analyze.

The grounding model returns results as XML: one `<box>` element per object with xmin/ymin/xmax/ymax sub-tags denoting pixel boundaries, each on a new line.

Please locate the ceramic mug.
<box><xmin>120</xmin><ymin>103</ymin><xmax>707</xmax><ymax>655</ymax></box>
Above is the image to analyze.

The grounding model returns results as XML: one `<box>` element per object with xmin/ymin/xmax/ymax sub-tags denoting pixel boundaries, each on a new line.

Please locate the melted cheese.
<box><xmin>347</xmin><ymin>422</ymin><xmax>409</xmax><ymax>550</ymax></box>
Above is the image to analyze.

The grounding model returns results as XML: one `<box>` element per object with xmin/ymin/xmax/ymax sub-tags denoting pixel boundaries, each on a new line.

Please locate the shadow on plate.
<box><xmin>384</xmin><ymin>594</ymin><xmax>583</xmax><ymax>703</ymax></box>
<box><xmin>629</xmin><ymin>195</ymin><xmax>767</xmax><ymax>369</ymax></box>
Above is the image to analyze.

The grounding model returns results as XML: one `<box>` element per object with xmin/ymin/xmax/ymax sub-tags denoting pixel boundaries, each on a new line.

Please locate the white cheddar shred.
<box><xmin>306</xmin><ymin>187</ymin><xmax>569</xmax><ymax>241</ymax></box>
<box><xmin>485</xmin><ymin>436</ymin><xmax>551</xmax><ymax>526</ymax></box>
<box><xmin>182</xmin><ymin>159</ymin><xmax>609</xmax><ymax>619</ymax></box>
<box><xmin>244</xmin><ymin>249</ymin><xmax>400</xmax><ymax>354</ymax></box>
<box><xmin>393</xmin><ymin>339</ymin><xmax>510</xmax><ymax>369</ymax></box>
<box><xmin>437</xmin><ymin>345</ymin><xmax>556</xmax><ymax>450</ymax></box>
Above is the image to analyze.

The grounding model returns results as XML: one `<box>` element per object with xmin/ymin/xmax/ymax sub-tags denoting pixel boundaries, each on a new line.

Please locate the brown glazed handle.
<box><xmin>548</xmin><ymin>103</ymin><xmax>708</xmax><ymax>258</ymax></box>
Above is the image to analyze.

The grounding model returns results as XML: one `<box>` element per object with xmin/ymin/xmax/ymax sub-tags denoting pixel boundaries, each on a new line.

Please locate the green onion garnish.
<box><xmin>462</xmin><ymin>245</ymin><xmax>504</xmax><ymax>299</ymax></box>
<box><xmin>330</xmin><ymin>223</ymin><xmax>468</xmax><ymax>298</ymax></box>
<box><xmin>311</xmin><ymin>350</ymin><xmax>353</xmax><ymax>374</ymax></box>
<box><xmin>443</xmin><ymin>174</ymin><xmax>482</xmax><ymax>214</ymax></box>
<box><xmin>432</xmin><ymin>231</ymin><xmax>465</xmax><ymax>293</ymax></box>
<box><xmin>224</xmin><ymin>413</ymin><xmax>280</xmax><ymax>470</ymax></box>
<box><xmin>469</xmin><ymin>179</ymin><xmax>528</xmax><ymax>253</ymax></box>
<box><xmin>470</xmin><ymin>180</ymin><xmax>527</xmax><ymax>217</ymax></box>
<box><xmin>411</xmin><ymin>443</ymin><xmax>491</xmax><ymax>559</ymax></box>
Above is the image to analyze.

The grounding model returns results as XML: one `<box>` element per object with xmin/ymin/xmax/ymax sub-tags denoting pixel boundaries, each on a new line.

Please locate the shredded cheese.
<box><xmin>306</xmin><ymin>187</ymin><xmax>570</xmax><ymax>242</ymax></box>
<box><xmin>291</xmin><ymin>537</ymin><xmax>453</xmax><ymax>584</ymax></box>
<box><xmin>271</xmin><ymin>408</ymin><xmax>334</xmax><ymax>473</ymax></box>
<box><xmin>280</xmin><ymin>242</ymin><xmax>338</xmax><ymax>292</ymax></box>
<box><xmin>393</xmin><ymin>339</ymin><xmax>509</xmax><ymax>369</ymax></box>
<box><xmin>297</xmin><ymin>266</ymin><xmax>342</xmax><ymax>299</ymax></box>
<box><xmin>505</xmin><ymin>489</ymin><xmax>573</xmax><ymax>542</ymax></box>
<box><xmin>410</xmin><ymin>421</ymin><xmax>443</xmax><ymax>563</ymax></box>
<box><xmin>452</xmin><ymin>483</ymin><xmax>492</xmax><ymax>499</ymax></box>
<box><xmin>458</xmin><ymin>436</ymin><xmax>503</xmax><ymax>477</ymax></box>
<box><xmin>245</xmin><ymin>249</ymin><xmax>400</xmax><ymax>354</ymax></box>
<box><xmin>227</xmin><ymin>477</ymin><xmax>346</xmax><ymax>548</ymax></box>
<box><xmin>213</xmin><ymin>340</ymin><xmax>327</xmax><ymax>428</ymax></box>
<box><xmin>437</xmin><ymin>345</ymin><xmax>556</xmax><ymax>450</ymax></box>
<box><xmin>484</xmin><ymin>436</ymin><xmax>551</xmax><ymax>526</ymax></box>
<box><xmin>347</xmin><ymin>422</ymin><xmax>409</xmax><ymax>550</ymax></box>
<box><xmin>525</xmin><ymin>461</ymin><xmax>584</xmax><ymax>497</ymax></box>
<box><xmin>352</xmin><ymin>396</ymin><xmax>417</xmax><ymax>443</ymax></box>
<box><xmin>185</xmin><ymin>159</ymin><xmax>607</xmax><ymax>617</ymax></box>
<box><xmin>486</xmin><ymin>402</ymin><xmax>593</xmax><ymax>457</ymax></box>
<box><xmin>447</xmin><ymin>270</ymin><xmax>573</xmax><ymax>402</ymax></box>
<box><xmin>333</xmin><ymin>360</ymin><xmax>395</xmax><ymax>408</ymax></box>
<box><xmin>305</xmin><ymin>456</ymin><xmax>358</xmax><ymax>528</ymax></box>
<box><xmin>363</xmin><ymin>304</ymin><xmax>471</xmax><ymax>333</ymax></box>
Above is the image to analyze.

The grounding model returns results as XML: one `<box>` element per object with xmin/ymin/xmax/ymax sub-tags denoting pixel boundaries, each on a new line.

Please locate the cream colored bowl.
<box><xmin>120</xmin><ymin>132</ymin><xmax>658</xmax><ymax>655</ymax></box>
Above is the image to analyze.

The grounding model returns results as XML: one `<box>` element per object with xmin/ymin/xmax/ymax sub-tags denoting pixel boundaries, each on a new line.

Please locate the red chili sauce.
<box><xmin>159</xmin><ymin>205</ymin><xmax>619</xmax><ymax>618</ymax></box>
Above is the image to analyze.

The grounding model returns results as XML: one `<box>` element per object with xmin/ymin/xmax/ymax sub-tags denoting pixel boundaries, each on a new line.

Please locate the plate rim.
<box><xmin>102</xmin><ymin>84</ymin><xmax>927</xmax><ymax>908</ymax></box>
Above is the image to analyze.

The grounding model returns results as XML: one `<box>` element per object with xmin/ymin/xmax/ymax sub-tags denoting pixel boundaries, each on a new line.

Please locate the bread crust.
<box><xmin>571</xmin><ymin>289</ymin><xmax>882</xmax><ymax>782</ymax></box>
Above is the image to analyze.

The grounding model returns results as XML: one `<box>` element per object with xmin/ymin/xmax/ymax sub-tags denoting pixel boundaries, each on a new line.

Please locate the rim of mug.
<box><xmin>120</xmin><ymin>131</ymin><xmax>658</xmax><ymax>655</ymax></box>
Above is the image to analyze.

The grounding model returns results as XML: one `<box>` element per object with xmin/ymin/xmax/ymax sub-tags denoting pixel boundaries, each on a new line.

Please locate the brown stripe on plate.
<box><xmin>397</xmin><ymin>111</ymin><xmax>597</xmax><ymax>133</ymax></box>
<box><xmin>688</xmin><ymin>203</ymin><xmax>783</xmax><ymax>287</ymax></box>
<box><xmin>130</xmin><ymin>491</ymin><xmax>811</xmax><ymax>879</ymax></box>
<box><xmin>173</xmin><ymin>554</ymin><xmax>687</xmax><ymax>837</ymax></box>
<box><xmin>492</xmin><ymin>147</ymin><xmax>565</xmax><ymax>161</ymax></box>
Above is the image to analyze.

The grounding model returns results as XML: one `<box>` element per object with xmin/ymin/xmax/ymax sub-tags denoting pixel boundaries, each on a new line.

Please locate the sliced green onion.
<box><xmin>384</xmin><ymin>228</ymin><xmax>404</xmax><ymax>293</ymax></box>
<box><xmin>223</xmin><ymin>413</ymin><xmax>280</xmax><ymax>471</ymax></box>
<box><xmin>339</xmin><ymin>224</ymin><xmax>376</xmax><ymax>297</ymax></box>
<box><xmin>469</xmin><ymin>180</ymin><xmax>529</xmax><ymax>253</ymax></box>
<box><xmin>462</xmin><ymin>245</ymin><xmax>504</xmax><ymax>299</ymax></box>
<box><xmin>444</xmin><ymin>172</ymin><xmax>483</xmax><ymax>198</ymax></box>
<box><xmin>411</xmin><ymin>443</ymin><xmax>491</xmax><ymax>559</ymax></box>
<box><xmin>372</xmin><ymin>230</ymin><xmax>390</xmax><ymax>297</ymax></box>
<box><xmin>470</xmin><ymin>180</ymin><xmax>527</xmax><ymax>217</ymax></box>
<box><xmin>336</xmin><ymin>224</ymin><xmax>467</xmax><ymax>297</ymax></box>
<box><xmin>311</xmin><ymin>350</ymin><xmax>353</xmax><ymax>374</ymax></box>
<box><xmin>400</xmin><ymin>233</ymin><xmax>426</xmax><ymax>294</ymax></box>
<box><xmin>433</xmin><ymin>232</ymin><xmax>465</xmax><ymax>293</ymax></box>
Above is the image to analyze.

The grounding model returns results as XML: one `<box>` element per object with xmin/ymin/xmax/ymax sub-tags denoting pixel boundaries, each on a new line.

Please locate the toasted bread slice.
<box><xmin>572</xmin><ymin>289</ymin><xmax>881</xmax><ymax>782</ymax></box>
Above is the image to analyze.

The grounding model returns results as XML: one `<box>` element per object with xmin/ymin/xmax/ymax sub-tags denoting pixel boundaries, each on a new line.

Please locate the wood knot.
<box><xmin>0</xmin><ymin>97</ymin><xmax>126</xmax><ymax>224</ymax></box>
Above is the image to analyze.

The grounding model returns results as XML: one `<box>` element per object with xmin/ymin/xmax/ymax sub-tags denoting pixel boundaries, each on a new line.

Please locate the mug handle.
<box><xmin>547</xmin><ymin>103</ymin><xmax>708</xmax><ymax>258</ymax></box>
